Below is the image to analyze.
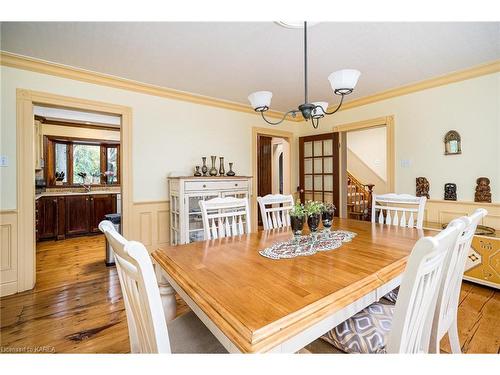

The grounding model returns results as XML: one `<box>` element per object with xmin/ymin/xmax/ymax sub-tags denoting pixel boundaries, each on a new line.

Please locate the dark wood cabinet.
<box><xmin>36</xmin><ymin>193</ymin><xmax>117</xmax><ymax>241</ymax></box>
<box><xmin>65</xmin><ymin>195</ymin><xmax>91</xmax><ymax>236</ymax></box>
<box><xmin>36</xmin><ymin>197</ymin><xmax>59</xmax><ymax>240</ymax></box>
<box><xmin>89</xmin><ymin>194</ymin><xmax>117</xmax><ymax>233</ymax></box>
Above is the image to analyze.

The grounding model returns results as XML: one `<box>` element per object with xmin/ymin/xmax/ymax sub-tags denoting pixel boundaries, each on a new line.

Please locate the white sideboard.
<box><xmin>168</xmin><ymin>176</ymin><xmax>252</xmax><ymax>245</ymax></box>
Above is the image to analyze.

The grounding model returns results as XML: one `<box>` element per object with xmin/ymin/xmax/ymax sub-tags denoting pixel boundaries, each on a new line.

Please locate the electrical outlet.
<box><xmin>400</xmin><ymin>159</ymin><xmax>411</xmax><ymax>168</ymax></box>
<box><xmin>0</xmin><ymin>155</ymin><xmax>8</xmax><ymax>167</ymax></box>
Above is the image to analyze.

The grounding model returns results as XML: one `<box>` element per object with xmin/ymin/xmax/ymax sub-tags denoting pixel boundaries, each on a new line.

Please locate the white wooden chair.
<box><xmin>257</xmin><ymin>194</ymin><xmax>294</xmax><ymax>230</ymax></box>
<box><xmin>199</xmin><ymin>197</ymin><xmax>251</xmax><ymax>240</ymax></box>
<box><xmin>429</xmin><ymin>208</ymin><xmax>487</xmax><ymax>353</ymax></box>
<box><xmin>371</xmin><ymin>193</ymin><xmax>427</xmax><ymax>229</ymax></box>
<box><xmin>320</xmin><ymin>219</ymin><xmax>465</xmax><ymax>353</ymax></box>
<box><xmin>98</xmin><ymin>220</ymin><xmax>226</xmax><ymax>353</ymax></box>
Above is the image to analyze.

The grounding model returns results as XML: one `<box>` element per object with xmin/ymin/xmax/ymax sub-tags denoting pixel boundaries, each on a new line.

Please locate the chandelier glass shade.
<box><xmin>248</xmin><ymin>22</ymin><xmax>360</xmax><ymax>128</ymax></box>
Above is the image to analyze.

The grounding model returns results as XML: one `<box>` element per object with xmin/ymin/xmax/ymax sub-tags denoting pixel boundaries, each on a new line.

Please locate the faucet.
<box><xmin>81</xmin><ymin>183</ymin><xmax>91</xmax><ymax>193</ymax></box>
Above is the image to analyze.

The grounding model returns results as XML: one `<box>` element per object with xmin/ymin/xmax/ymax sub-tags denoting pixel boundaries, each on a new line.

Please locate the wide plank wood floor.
<box><xmin>0</xmin><ymin>235</ymin><xmax>498</xmax><ymax>353</ymax></box>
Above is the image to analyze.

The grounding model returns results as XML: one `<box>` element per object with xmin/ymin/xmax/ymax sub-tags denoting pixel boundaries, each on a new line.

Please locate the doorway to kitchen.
<box><xmin>14</xmin><ymin>90</ymin><xmax>132</xmax><ymax>294</ymax></box>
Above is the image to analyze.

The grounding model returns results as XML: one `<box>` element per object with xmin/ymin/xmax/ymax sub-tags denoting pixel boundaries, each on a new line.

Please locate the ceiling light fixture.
<box><xmin>248</xmin><ymin>22</ymin><xmax>360</xmax><ymax>129</ymax></box>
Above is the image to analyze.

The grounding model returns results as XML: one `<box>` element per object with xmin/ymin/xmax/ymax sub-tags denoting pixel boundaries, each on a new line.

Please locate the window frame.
<box><xmin>45</xmin><ymin>135</ymin><xmax>120</xmax><ymax>187</ymax></box>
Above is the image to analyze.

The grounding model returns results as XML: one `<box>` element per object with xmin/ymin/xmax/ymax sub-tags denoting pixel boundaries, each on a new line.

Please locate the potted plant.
<box><xmin>322</xmin><ymin>202</ymin><xmax>336</xmax><ymax>231</ymax></box>
<box><xmin>289</xmin><ymin>202</ymin><xmax>306</xmax><ymax>237</ymax></box>
<box><xmin>305</xmin><ymin>200</ymin><xmax>324</xmax><ymax>233</ymax></box>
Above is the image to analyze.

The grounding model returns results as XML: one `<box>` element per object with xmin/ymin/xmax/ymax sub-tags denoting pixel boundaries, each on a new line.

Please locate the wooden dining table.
<box><xmin>152</xmin><ymin>218</ymin><xmax>432</xmax><ymax>353</ymax></box>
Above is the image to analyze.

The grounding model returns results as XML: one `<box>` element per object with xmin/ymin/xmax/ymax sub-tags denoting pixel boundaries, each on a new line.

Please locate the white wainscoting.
<box><xmin>0</xmin><ymin>210</ymin><xmax>19</xmax><ymax>297</ymax></box>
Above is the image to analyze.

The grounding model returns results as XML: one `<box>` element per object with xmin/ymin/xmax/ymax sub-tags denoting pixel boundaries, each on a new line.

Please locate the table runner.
<box><xmin>259</xmin><ymin>230</ymin><xmax>357</xmax><ymax>260</ymax></box>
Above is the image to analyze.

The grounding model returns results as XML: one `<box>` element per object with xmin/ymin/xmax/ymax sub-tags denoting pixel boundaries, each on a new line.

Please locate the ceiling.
<box><xmin>2</xmin><ymin>22</ymin><xmax>499</xmax><ymax>112</ymax></box>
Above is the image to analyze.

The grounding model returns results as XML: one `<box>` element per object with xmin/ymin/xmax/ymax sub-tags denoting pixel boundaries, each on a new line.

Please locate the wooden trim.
<box><xmin>15</xmin><ymin>89</ymin><xmax>133</xmax><ymax>294</ymax></box>
<box><xmin>35</xmin><ymin>115</ymin><xmax>120</xmax><ymax>131</ymax></box>
<box><xmin>251</xmin><ymin>127</ymin><xmax>294</xmax><ymax>231</ymax></box>
<box><xmin>333</xmin><ymin>116</ymin><xmax>395</xmax><ymax>217</ymax></box>
<box><xmin>330</xmin><ymin>60</ymin><xmax>500</xmax><ymax>113</ymax></box>
<box><xmin>1</xmin><ymin>51</ymin><xmax>300</xmax><ymax>122</ymax></box>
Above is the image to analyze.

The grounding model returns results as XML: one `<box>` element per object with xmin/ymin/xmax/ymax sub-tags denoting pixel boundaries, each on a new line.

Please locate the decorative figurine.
<box><xmin>219</xmin><ymin>156</ymin><xmax>225</xmax><ymax>176</ymax></box>
<box><xmin>194</xmin><ymin>166</ymin><xmax>202</xmax><ymax>177</ymax></box>
<box><xmin>444</xmin><ymin>183</ymin><xmax>457</xmax><ymax>201</ymax></box>
<box><xmin>416</xmin><ymin>177</ymin><xmax>430</xmax><ymax>199</ymax></box>
<box><xmin>226</xmin><ymin>162</ymin><xmax>236</xmax><ymax>176</ymax></box>
<box><xmin>209</xmin><ymin>156</ymin><xmax>218</xmax><ymax>176</ymax></box>
<box><xmin>475</xmin><ymin>177</ymin><xmax>492</xmax><ymax>203</ymax></box>
<box><xmin>201</xmin><ymin>157</ymin><xmax>208</xmax><ymax>176</ymax></box>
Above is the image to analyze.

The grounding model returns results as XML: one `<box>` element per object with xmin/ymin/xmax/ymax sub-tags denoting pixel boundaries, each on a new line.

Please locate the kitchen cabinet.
<box><xmin>36</xmin><ymin>193</ymin><xmax>118</xmax><ymax>241</ymax></box>
<box><xmin>36</xmin><ymin>197</ymin><xmax>59</xmax><ymax>240</ymax></box>
<box><xmin>89</xmin><ymin>194</ymin><xmax>117</xmax><ymax>233</ymax></box>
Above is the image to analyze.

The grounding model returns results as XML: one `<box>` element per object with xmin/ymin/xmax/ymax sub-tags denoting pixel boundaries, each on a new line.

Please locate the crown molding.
<box><xmin>333</xmin><ymin>60</ymin><xmax>500</xmax><ymax>113</ymax></box>
<box><xmin>0</xmin><ymin>51</ymin><xmax>301</xmax><ymax>122</ymax></box>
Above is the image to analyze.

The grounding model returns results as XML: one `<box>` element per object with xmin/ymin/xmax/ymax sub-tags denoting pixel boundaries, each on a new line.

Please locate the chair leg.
<box><xmin>428</xmin><ymin>334</ymin><xmax>440</xmax><ymax>354</ymax></box>
<box><xmin>448</xmin><ymin>319</ymin><xmax>462</xmax><ymax>354</ymax></box>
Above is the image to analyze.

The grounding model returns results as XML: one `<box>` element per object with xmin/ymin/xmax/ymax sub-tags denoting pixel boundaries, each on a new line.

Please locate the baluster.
<box><xmin>231</xmin><ymin>216</ymin><xmax>237</xmax><ymax>235</ymax></box>
<box><xmin>271</xmin><ymin>211</ymin><xmax>278</xmax><ymax>229</ymax></box>
<box><xmin>392</xmin><ymin>211</ymin><xmax>399</xmax><ymax>226</ymax></box>
<box><xmin>385</xmin><ymin>209</ymin><xmax>392</xmax><ymax>225</ymax></box>
<box><xmin>366</xmin><ymin>184</ymin><xmax>374</xmax><ymax>221</ymax></box>
<box><xmin>218</xmin><ymin>218</ymin><xmax>225</xmax><ymax>238</ymax></box>
<box><xmin>210</xmin><ymin>218</ymin><xmax>218</xmax><ymax>239</ymax></box>
<box><xmin>378</xmin><ymin>209</ymin><xmax>384</xmax><ymax>224</ymax></box>
<box><xmin>400</xmin><ymin>211</ymin><xmax>407</xmax><ymax>227</ymax></box>
<box><xmin>408</xmin><ymin>212</ymin><xmax>415</xmax><ymax>228</ymax></box>
<box><xmin>238</xmin><ymin>215</ymin><xmax>244</xmax><ymax>235</ymax></box>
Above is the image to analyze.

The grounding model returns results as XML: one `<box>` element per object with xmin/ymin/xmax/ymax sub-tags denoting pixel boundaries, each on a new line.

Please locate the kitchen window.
<box><xmin>45</xmin><ymin>137</ymin><xmax>120</xmax><ymax>187</ymax></box>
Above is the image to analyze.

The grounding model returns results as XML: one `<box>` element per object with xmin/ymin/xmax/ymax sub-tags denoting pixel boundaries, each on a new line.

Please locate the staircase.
<box><xmin>347</xmin><ymin>171</ymin><xmax>374</xmax><ymax>221</ymax></box>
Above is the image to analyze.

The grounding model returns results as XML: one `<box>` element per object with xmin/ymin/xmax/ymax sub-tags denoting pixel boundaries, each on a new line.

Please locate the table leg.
<box><xmin>155</xmin><ymin>265</ymin><xmax>177</xmax><ymax>322</ymax></box>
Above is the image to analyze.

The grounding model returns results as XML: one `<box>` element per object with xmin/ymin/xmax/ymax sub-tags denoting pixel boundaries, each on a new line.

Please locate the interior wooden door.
<box><xmin>257</xmin><ymin>135</ymin><xmax>272</xmax><ymax>226</ymax></box>
<box><xmin>299</xmin><ymin>133</ymin><xmax>339</xmax><ymax>215</ymax></box>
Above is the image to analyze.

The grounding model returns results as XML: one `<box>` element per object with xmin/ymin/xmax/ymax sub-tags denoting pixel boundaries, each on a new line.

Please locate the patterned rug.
<box><xmin>259</xmin><ymin>230</ymin><xmax>357</xmax><ymax>260</ymax></box>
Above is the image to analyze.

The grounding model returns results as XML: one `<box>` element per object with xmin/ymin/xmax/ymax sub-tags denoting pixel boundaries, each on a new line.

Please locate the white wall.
<box><xmin>347</xmin><ymin>126</ymin><xmax>387</xmax><ymax>181</ymax></box>
<box><xmin>0</xmin><ymin>66</ymin><xmax>300</xmax><ymax>210</ymax></box>
<box><xmin>300</xmin><ymin>73</ymin><xmax>500</xmax><ymax>202</ymax></box>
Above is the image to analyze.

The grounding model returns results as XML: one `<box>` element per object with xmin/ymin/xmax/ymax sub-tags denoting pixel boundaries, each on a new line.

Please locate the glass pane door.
<box><xmin>299</xmin><ymin>133</ymin><xmax>339</xmax><ymax>213</ymax></box>
<box><xmin>186</xmin><ymin>193</ymin><xmax>218</xmax><ymax>243</ymax></box>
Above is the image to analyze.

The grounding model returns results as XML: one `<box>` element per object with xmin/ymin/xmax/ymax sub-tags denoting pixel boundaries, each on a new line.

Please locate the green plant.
<box><xmin>323</xmin><ymin>202</ymin><xmax>336</xmax><ymax>213</ymax></box>
<box><xmin>289</xmin><ymin>202</ymin><xmax>305</xmax><ymax>217</ymax></box>
<box><xmin>305</xmin><ymin>200</ymin><xmax>324</xmax><ymax>216</ymax></box>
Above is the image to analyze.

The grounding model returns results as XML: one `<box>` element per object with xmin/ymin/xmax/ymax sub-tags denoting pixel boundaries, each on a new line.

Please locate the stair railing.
<box><xmin>347</xmin><ymin>171</ymin><xmax>374</xmax><ymax>221</ymax></box>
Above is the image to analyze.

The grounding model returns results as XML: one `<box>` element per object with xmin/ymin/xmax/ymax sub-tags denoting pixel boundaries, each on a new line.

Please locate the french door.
<box><xmin>299</xmin><ymin>133</ymin><xmax>339</xmax><ymax>215</ymax></box>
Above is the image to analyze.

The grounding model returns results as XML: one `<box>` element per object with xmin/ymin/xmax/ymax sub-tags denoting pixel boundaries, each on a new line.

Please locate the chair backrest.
<box><xmin>199</xmin><ymin>197</ymin><xmax>251</xmax><ymax>240</ymax></box>
<box><xmin>371</xmin><ymin>193</ymin><xmax>427</xmax><ymax>229</ymax></box>
<box><xmin>99</xmin><ymin>220</ymin><xmax>171</xmax><ymax>353</ymax></box>
<box><xmin>432</xmin><ymin>208</ymin><xmax>487</xmax><ymax>341</ymax></box>
<box><xmin>386</xmin><ymin>219</ymin><xmax>465</xmax><ymax>353</ymax></box>
<box><xmin>257</xmin><ymin>194</ymin><xmax>294</xmax><ymax>230</ymax></box>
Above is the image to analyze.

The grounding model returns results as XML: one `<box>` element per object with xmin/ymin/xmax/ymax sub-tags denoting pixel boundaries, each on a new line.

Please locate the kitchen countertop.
<box><xmin>35</xmin><ymin>190</ymin><xmax>121</xmax><ymax>200</ymax></box>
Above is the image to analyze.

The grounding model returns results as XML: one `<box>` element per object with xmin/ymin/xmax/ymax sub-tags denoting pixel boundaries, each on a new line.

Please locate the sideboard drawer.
<box><xmin>184</xmin><ymin>179</ymin><xmax>249</xmax><ymax>192</ymax></box>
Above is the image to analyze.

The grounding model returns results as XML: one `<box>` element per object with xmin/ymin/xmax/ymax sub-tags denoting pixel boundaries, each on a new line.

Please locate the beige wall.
<box><xmin>300</xmin><ymin>72</ymin><xmax>500</xmax><ymax>202</ymax></box>
<box><xmin>0</xmin><ymin>66</ymin><xmax>300</xmax><ymax>210</ymax></box>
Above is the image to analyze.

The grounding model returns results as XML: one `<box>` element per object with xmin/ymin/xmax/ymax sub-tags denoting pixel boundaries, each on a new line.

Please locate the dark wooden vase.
<box><xmin>307</xmin><ymin>213</ymin><xmax>321</xmax><ymax>233</ymax></box>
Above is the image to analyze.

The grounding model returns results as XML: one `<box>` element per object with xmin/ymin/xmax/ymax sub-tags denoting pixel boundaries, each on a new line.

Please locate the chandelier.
<box><xmin>248</xmin><ymin>22</ymin><xmax>360</xmax><ymax>129</ymax></box>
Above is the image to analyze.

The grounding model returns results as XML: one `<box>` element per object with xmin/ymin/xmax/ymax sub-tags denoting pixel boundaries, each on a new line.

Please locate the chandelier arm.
<box><xmin>260</xmin><ymin>109</ymin><xmax>298</xmax><ymax>126</ymax></box>
<box><xmin>317</xmin><ymin>93</ymin><xmax>345</xmax><ymax>116</ymax></box>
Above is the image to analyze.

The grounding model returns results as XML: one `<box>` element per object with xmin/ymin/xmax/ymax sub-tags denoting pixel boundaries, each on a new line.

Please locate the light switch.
<box><xmin>400</xmin><ymin>159</ymin><xmax>411</xmax><ymax>168</ymax></box>
<box><xmin>0</xmin><ymin>155</ymin><xmax>8</xmax><ymax>167</ymax></box>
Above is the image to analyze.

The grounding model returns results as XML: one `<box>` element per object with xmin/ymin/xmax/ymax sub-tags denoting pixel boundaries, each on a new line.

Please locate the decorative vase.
<box><xmin>201</xmin><ymin>157</ymin><xmax>208</xmax><ymax>176</ymax></box>
<box><xmin>290</xmin><ymin>215</ymin><xmax>305</xmax><ymax>236</ymax></box>
<box><xmin>226</xmin><ymin>162</ymin><xmax>236</xmax><ymax>176</ymax></box>
<box><xmin>322</xmin><ymin>209</ymin><xmax>335</xmax><ymax>231</ymax></box>
<box><xmin>307</xmin><ymin>213</ymin><xmax>321</xmax><ymax>233</ymax></box>
<box><xmin>194</xmin><ymin>166</ymin><xmax>202</xmax><ymax>177</ymax></box>
<box><xmin>219</xmin><ymin>157</ymin><xmax>225</xmax><ymax>176</ymax></box>
<box><xmin>209</xmin><ymin>156</ymin><xmax>218</xmax><ymax>176</ymax></box>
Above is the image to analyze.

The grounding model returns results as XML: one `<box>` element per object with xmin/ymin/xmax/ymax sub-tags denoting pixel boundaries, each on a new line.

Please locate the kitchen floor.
<box><xmin>0</xmin><ymin>236</ymin><xmax>498</xmax><ymax>353</ymax></box>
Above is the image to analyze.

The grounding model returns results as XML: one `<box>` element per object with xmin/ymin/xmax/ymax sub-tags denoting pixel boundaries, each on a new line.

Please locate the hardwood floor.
<box><xmin>0</xmin><ymin>235</ymin><xmax>498</xmax><ymax>353</ymax></box>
